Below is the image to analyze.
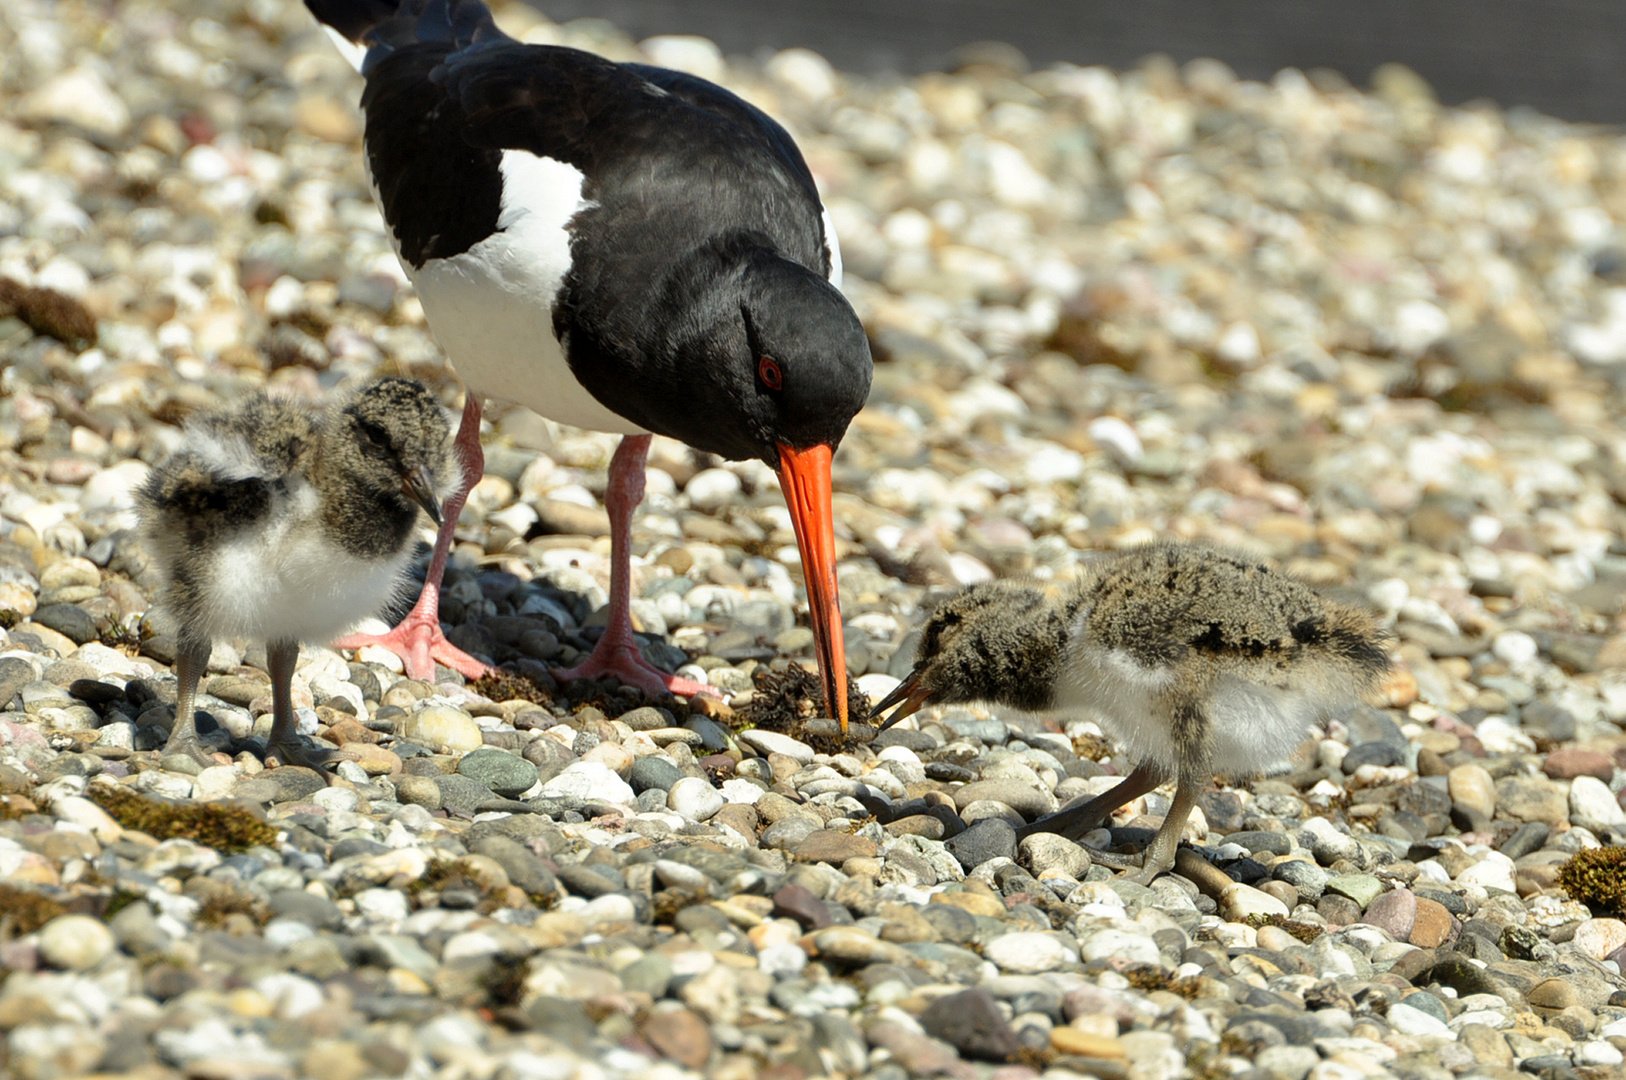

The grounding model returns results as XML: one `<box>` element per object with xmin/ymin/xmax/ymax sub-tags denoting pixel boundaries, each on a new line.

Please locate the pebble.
<box><xmin>37</xmin><ymin>913</ymin><xmax>115</xmax><ymax>970</ymax></box>
<box><xmin>400</xmin><ymin>705</ymin><xmax>484</xmax><ymax>752</ymax></box>
<box><xmin>0</xmin><ymin>3</ymin><xmax>1624</xmax><ymax>1077</ymax></box>
<box><xmin>456</xmin><ymin>746</ymin><xmax>539</xmax><ymax>798</ymax></box>
<box><xmin>666</xmin><ymin>776</ymin><xmax>726</xmax><ymax>820</ymax></box>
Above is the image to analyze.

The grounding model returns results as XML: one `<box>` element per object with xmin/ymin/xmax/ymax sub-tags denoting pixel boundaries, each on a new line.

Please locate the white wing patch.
<box><xmin>407</xmin><ymin>150</ymin><xmax>649</xmax><ymax>434</ymax></box>
<box><xmin>820</xmin><ymin>204</ymin><xmax>844</xmax><ymax>290</ymax></box>
<box><xmin>1055</xmin><ymin>639</ymin><xmax>1181</xmax><ymax>774</ymax></box>
<box><xmin>1205</xmin><ymin>678</ymin><xmax>1337</xmax><ymax>778</ymax></box>
<box><xmin>321</xmin><ymin>25</ymin><xmax>369</xmax><ymax>73</ymax></box>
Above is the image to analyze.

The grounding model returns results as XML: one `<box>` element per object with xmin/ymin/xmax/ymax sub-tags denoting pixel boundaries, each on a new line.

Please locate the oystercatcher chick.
<box><xmin>137</xmin><ymin>377</ymin><xmax>453</xmax><ymax>771</ymax></box>
<box><xmin>304</xmin><ymin>0</ymin><xmax>872</xmax><ymax>728</ymax></box>
<box><xmin>870</xmin><ymin>542</ymin><xmax>1391</xmax><ymax>883</ymax></box>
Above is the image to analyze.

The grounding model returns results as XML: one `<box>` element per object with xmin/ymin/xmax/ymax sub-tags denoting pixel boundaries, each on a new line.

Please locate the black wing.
<box><xmin>349</xmin><ymin>3</ymin><xmax>828</xmax><ymax>274</ymax></box>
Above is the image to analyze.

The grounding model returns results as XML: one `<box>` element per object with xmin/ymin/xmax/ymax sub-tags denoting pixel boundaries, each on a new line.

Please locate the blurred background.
<box><xmin>529</xmin><ymin>0</ymin><xmax>1625</xmax><ymax>123</ymax></box>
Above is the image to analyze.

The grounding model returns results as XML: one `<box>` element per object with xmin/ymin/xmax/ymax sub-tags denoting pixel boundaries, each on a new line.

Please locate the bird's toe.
<box><xmin>160</xmin><ymin>737</ymin><xmax>226</xmax><ymax>774</ymax></box>
<box><xmin>265</xmin><ymin>737</ymin><xmax>356</xmax><ymax>773</ymax></box>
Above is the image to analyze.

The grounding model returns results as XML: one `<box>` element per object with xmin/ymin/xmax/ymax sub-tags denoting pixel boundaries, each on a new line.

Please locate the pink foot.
<box><xmin>334</xmin><ymin>611</ymin><xmax>493</xmax><ymax>682</ymax></box>
<box><xmin>554</xmin><ymin>637</ymin><xmax>714</xmax><ymax>701</ymax></box>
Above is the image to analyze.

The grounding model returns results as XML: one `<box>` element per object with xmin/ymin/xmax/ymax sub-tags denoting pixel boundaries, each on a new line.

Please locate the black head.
<box><xmin>332</xmin><ymin>376</ymin><xmax>453</xmax><ymax>524</ymax></box>
<box><xmin>591</xmin><ymin>243</ymin><xmax>871</xmax><ymax>466</ymax></box>
<box><xmin>870</xmin><ymin>580</ymin><xmax>1072</xmax><ymax>731</ymax></box>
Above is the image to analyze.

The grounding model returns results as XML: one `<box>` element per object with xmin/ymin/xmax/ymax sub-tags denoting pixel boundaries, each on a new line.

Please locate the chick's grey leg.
<box><xmin>263</xmin><ymin>639</ymin><xmax>352</xmax><ymax>771</ymax></box>
<box><xmin>1128</xmin><ymin>772</ymin><xmax>1203</xmax><ymax>885</ymax></box>
<box><xmin>1129</xmin><ymin>697</ymin><xmax>1213</xmax><ymax>884</ymax></box>
<box><xmin>162</xmin><ymin>637</ymin><xmax>219</xmax><ymax>769</ymax></box>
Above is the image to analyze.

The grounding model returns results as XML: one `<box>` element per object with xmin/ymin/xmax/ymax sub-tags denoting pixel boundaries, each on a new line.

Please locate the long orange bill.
<box><xmin>777</xmin><ymin>442</ymin><xmax>848</xmax><ymax>731</ymax></box>
<box><xmin>868</xmin><ymin>668</ymin><xmax>931</xmax><ymax>732</ymax></box>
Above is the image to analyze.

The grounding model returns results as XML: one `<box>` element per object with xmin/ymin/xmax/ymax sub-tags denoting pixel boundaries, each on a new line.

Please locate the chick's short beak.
<box><xmin>869</xmin><ymin>668</ymin><xmax>932</xmax><ymax>733</ymax></box>
<box><xmin>402</xmin><ymin>465</ymin><xmax>443</xmax><ymax>526</ymax></box>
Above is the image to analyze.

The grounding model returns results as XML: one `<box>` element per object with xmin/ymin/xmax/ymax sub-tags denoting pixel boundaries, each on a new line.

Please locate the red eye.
<box><xmin>757</xmin><ymin>355</ymin><xmax>783</xmax><ymax>391</ymax></box>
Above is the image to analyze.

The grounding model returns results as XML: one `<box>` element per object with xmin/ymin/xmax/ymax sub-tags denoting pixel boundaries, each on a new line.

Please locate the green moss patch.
<box><xmin>89</xmin><ymin>785</ymin><xmax>276</xmax><ymax>853</ymax></box>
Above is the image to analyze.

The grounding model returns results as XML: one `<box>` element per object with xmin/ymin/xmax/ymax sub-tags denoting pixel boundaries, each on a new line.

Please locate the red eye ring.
<box><xmin>758</xmin><ymin>355</ymin><xmax>783</xmax><ymax>391</ymax></box>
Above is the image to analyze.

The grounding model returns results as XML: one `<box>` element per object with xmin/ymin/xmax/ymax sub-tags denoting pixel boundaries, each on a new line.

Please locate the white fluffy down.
<box><xmin>408</xmin><ymin>150</ymin><xmax>646</xmax><ymax>435</ymax></box>
<box><xmin>1056</xmin><ymin>640</ymin><xmax>1341</xmax><ymax>779</ymax></box>
<box><xmin>196</xmin><ymin>477</ymin><xmax>414</xmax><ymax>646</ymax></box>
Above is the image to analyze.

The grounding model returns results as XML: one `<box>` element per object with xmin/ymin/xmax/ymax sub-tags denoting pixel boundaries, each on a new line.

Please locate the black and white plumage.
<box><xmin>870</xmin><ymin>542</ymin><xmax>1392</xmax><ymax>883</ymax></box>
<box><xmin>137</xmin><ymin>377</ymin><xmax>454</xmax><ymax>770</ymax></box>
<box><xmin>305</xmin><ymin>0</ymin><xmax>871</xmax><ymax>726</ymax></box>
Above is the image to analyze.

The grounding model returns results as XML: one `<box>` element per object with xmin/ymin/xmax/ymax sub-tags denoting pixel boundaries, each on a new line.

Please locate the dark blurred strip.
<box><xmin>526</xmin><ymin>0</ymin><xmax>1625</xmax><ymax>123</ymax></box>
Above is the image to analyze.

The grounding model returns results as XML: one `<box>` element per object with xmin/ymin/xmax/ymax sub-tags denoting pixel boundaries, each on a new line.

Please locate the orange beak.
<box><xmin>777</xmin><ymin>442</ymin><xmax>848</xmax><ymax>731</ymax></box>
<box><xmin>868</xmin><ymin>668</ymin><xmax>931</xmax><ymax>732</ymax></box>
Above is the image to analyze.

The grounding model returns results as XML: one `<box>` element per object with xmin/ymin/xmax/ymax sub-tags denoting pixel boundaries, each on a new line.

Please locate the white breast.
<box><xmin>1057</xmin><ymin>633</ymin><xmax>1328</xmax><ymax>780</ymax></box>
<box><xmin>403</xmin><ymin>150</ymin><xmax>648</xmax><ymax>435</ymax></box>
<box><xmin>199</xmin><ymin>479</ymin><xmax>415</xmax><ymax>645</ymax></box>
<box><xmin>1055</xmin><ymin>639</ymin><xmax>1182</xmax><ymax>775</ymax></box>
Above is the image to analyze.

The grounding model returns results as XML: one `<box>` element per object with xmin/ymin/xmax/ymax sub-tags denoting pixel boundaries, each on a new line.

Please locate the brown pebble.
<box><xmin>1416</xmin><ymin>747</ymin><xmax>1449</xmax><ymax>777</ymax></box>
<box><xmin>794</xmin><ymin>830</ymin><xmax>877</xmax><ymax>865</ymax></box>
<box><xmin>1542</xmin><ymin>747</ymin><xmax>1613</xmax><ymax>781</ymax></box>
<box><xmin>1409</xmin><ymin>896</ymin><xmax>1456</xmax><ymax>948</ymax></box>
<box><xmin>641</xmin><ymin>1007</ymin><xmax>712</xmax><ymax>1069</ymax></box>
<box><xmin>772</xmin><ymin>882</ymin><xmax>832</xmax><ymax>929</ymax></box>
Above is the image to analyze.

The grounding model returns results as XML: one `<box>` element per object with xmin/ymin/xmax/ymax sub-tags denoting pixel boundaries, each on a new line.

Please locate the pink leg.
<box><xmin>553</xmin><ymin>434</ymin><xmax>713</xmax><ymax>700</ymax></box>
<box><xmin>333</xmin><ymin>395</ymin><xmax>494</xmax><ymax>682</ymax></box>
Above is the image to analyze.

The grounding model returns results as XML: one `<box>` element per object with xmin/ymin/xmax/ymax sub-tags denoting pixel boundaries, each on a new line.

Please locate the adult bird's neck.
<box><xmin>562</xmin><ymin>234</ymin><xmax>787</xmax><ymax>462</ymax></box>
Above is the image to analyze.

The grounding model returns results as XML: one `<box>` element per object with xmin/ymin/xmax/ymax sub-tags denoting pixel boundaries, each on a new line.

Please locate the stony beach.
<box><xmin>7</xmin><ymin>1</ymin><xmax>1626</xmax><ymax>1078</ymax></box>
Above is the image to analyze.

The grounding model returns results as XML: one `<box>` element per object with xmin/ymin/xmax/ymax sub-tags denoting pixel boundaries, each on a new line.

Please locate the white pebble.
<box><xmin>37</xmin><ymin>914</ymin><xmax>115</xmax><ymax>970</ymax></box>
<box><xmin>667</xmin><ymin>776</ymin><xmax>726</xmax><ymax>821</ymax></box>
<box><xmin>1492</xmin><ymin>631</ymin><xmax>1538</xmax><ymax>666</ymax></box>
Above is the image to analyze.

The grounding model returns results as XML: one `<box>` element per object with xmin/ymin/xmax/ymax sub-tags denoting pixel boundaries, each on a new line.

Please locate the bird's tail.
<box><xmin>304</xmin><ymin>0</ymin><xmax>505</xmax><ymax>72</ymax></box>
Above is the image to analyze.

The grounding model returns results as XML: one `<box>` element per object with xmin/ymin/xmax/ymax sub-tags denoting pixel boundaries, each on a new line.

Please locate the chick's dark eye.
<box><xmin>357</xmin><ymin>419</ymin><xmax>392</xmax><ymax>456</ymax></box>
<box><xmin>757</xmin><ymin>355</ymin><xmax>783</xmax><ymax>391</ymax></box>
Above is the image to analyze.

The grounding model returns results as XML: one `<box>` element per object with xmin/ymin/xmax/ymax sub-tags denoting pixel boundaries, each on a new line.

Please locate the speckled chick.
<box><xmin>137</xmin><ymin>376</ymin><xmax>454</xmax><ymax>771</ymax></box>
<box><xmin>870</xmin><ymin>541</ymin><xmax>1391</xmax><ymax>883</ymax></box>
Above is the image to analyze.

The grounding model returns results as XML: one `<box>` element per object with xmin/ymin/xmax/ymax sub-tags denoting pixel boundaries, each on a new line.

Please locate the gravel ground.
<box><xmin>6</xmin><ymin>1</ymin><xmax>1626</xmax><ymax>1079</ymax></box>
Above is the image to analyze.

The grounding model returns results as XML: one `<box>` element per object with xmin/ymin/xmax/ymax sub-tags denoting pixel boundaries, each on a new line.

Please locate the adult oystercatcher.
<box><xmin>137</xmin><ymin>377</ymin><xmax>455</xmax><ymax>770</ymax></box>
<box><xmin>304</xmin><ymin>0</ymin><xmax>871</xmax><ymax>728</ymax></box>
<box><xmin>870</xmin><ymin>542</ymin><xmax>1390</xmax><ymax>881</ymax></box>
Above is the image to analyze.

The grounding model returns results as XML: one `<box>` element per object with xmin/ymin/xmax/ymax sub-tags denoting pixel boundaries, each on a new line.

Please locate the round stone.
<box><xmin>1570</xmin><ymin>775</ymin><xmax>1626</xmax><ymax>826</ymax></box>
<box><xmin>537</xmin><ymin>761</ymin><xmax>635</xmax><ymax>804</ymax></box>
<box><xmin>395</xmin><ymin>774</ymin><xmax>441</xmax><ymax>810</ymax></box>
<box><xmin>1360</xmin><ymin>888</ymin><xmax>1416</xmax><ymax>939</ymax></box>
<box><xmin>667</xmin><ymin>776</ymin><xmax>726</xmax><ymax>821</ymax></box>
<box><xmin>984</xmin><ymin>932</ymin><xmax>1078</xmax><ymax>973</ymax></box>
<box><xmin>457</xmin><ymin>747</ymin><xmax>539</xmax><ymax>798</ymax></box>
<box><xmin>1019</xmin><ymin>833</ymin><xmax>1093</xmax><ymax>879</ymax></box>
<box><xmin>38</xmin><ymin>914</ymin><xmax>115</xmax><ymax>970</ymax></box>
<box><xmin>1447</xmin><ymin>764</ymin><xmax>1497</xmax><ymax>819</ymax></box>
<box><xmin>629</xmin><ymin>755</ymin><xmax>683</xmax><ymax>793</ymax></box>
<box><xmin>400</xmin><ymin>705</ymin><xmax>483</xmax><ymax>752</ymax></box>
<box><xmin>1572</xmin><ymin>918</ymin><xmax>1626</xmax><ymax>961</ymax></box>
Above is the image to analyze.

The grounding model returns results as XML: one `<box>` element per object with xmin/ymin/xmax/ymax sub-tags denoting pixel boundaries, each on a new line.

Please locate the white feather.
<box><xmin>198</xmin><ymin>476</ymin><xmax>415</xmax><ymax>645</ymax></box>
<box><xmin>820</xmin><ymin>204</ymin><xmax>843</xmax><ymax>290</ymax></box>
<box><xmin>405</xmin><ymin>150</ymin><xmax>648</xmax><ymax>435</ymax></box>
<box><xmin>1057</xmin><ymin>635</ymin><xmax>1330</xmax><ymax>780</ymax></box>
<box><xmin>183</xmin><ymin>426</ymin><xmax>266</xmax><ymax>483</ymax></box>
<box><xmin>321</xmin><ymin>25</ymin><xmax>368</xmax><ymax>74</ymax></box>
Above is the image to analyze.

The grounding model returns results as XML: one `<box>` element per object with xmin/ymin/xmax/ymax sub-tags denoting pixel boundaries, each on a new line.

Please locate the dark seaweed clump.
<box><xmin>734</xmin><ymin>662</ymin><xmax>873</xmax><ymax>753</ymax></box>
<box><xmin>1559</xmin><ymin>846</ymin><xmax>1626</xmax><ymax>914</ymax></box>
<box><xmin>89</xmin><ymin>784</ymin><xmax>276</xmax><ymax>853</ymax></box>
<box><xmin>0</xmin><ymin>277</ymin><xmax>97</xmax><ymax>349</ymax></box>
